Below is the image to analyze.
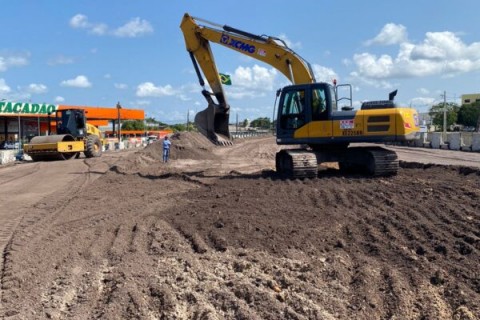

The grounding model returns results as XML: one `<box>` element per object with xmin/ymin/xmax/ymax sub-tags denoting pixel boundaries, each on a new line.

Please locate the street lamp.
<box><xmin>116</xmin><ymin>102</ymin><xmax>122</xmax><ymax>142</ymax></box>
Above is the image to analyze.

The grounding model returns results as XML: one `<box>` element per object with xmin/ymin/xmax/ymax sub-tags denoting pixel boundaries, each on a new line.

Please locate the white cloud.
<box><xmin>90</xmin><ymin>23</ymin><xmax>108</xmax><ymax>36</ymax></box>
<box><xmin>0</xmin><ymin>54</ymin><xmax>29</xmax><ymax>72</ymax></box>
<box><xmin>234</xmin><ymin>65</ymin><xmax>277</xmax><ymax>89</ymax></box>
<box><xmin>353</xmin><ymin>53</ymin><xmax>394</xmax><ymax>78</ymax></box>
<box><xmin>312</xmin><ymin>64</ymin><xmax>338</xmax><ymax>83</ymax></box>
<box><xmin>47</xmin><ymin>55</ymin><xmax>74</xmax><ymax>66</ymax></box>
<box><xmin>136</xmin><ymin>82</ymin><xmax>176</xmax><ymax>97</ymax></box>
<box><xmin>54</xmin><ymin>96</ymin><xmax>65</xmax><ymax>103</ymax></box>
<box><xmin>134</xmin><ymin>100</ymin><xmax>151</xmax><ymax>106</ymax></box>
<box><xmin>277</xmin><ymin>34</ymin><xmax>302</xmax><ymax>50</ymax></box>
<box><xmin>417</xmin><ymin>88</ymin><xmax>430</xmax><ymax>95</ymax></box>
<box><xmin>410</xmin><ymin>96</ymin><xmax>435</xmax><ymax>106</ymax></box>
<box><xmin>349</xmin><ymin>71</ymin><xmax>394</xmax><ymax>89</ymax></box>
<box><xmin>365</xmin><ymin>23</ymin><xmax>408</xmax><ymax>46</ymax></box>
<box><xmin>26</xmin><ymin>83</ymin><xmax>48</xmax><ymax>94</ymax></box>
<box><xmin>114</xmin><ymin>83</ymin><xmax>128</xmax><ymax>89</ymax></box>
<box><xmin>60</xmin><ymin>75</ymin><xmax>92</xmax><ymax>88</ymax></box>
<box><xmin>69</xmin><ymin>14</ymin><xmax>153</xmax><ymax>38</ymax></box>
<box><xmin>352</xmin><ymin>30</ymin><xmax>480</xmax><ymax>81</ymax></box>
<box><xmin>113</xmin><ymin>18</ymin><xmax>153</xmax><ymax>38</ymax></box>
<box><xmin>0</xmin><ymin>78</ymin><xmax>11</xmax><ymax>94</ymax></box>
<box><xmin>227</xmin><ymin>65</ymin><xmax>278</xmax><ymax>99</ymax></box>
<box><xmin>70</xmin><ymin>14</ymin><xmax>107</xmax><ymax>35</ymax></box>
<box><xmin>70</xmin><ymin>14</ymin><xmax>89</xmax><ymax>28</ymax></box>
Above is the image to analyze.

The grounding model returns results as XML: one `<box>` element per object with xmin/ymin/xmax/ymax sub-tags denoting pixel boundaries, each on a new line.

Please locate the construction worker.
<box><xmin>163</xmin><ymin>136</ymin><xmax>171</xmax><ymax>162</ymax></box>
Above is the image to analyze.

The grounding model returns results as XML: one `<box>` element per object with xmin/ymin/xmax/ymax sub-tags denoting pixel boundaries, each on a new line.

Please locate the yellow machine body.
<box><xmin>23</xmin><ymin>109</ymin><xmax>104</xmax><ymax>161</ymax></box>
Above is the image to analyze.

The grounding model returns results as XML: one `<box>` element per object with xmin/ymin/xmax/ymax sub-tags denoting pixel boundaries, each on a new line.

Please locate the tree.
<box><xmin>170</xmin><ymin>123</ymin><xmax>186</xmax><ymax>132</ymax></box>
<box><xmin>428</xmin><ymin>102</ymin><xmax>459</xmax><ymax>131</ymax></box>
<box><xmin>249</xmin><ymin>117</ymin><xmax>272</xmax><ymax>128</ymax></box>
<box><xmin>457</xmin><ymin>102</ymin><xmax>480</xmax><ymax>128</ymax></box>
<box><xmin>121</xmin><ymin>120</ymin><xmax>145</xmax><ymax>130</ymax></box>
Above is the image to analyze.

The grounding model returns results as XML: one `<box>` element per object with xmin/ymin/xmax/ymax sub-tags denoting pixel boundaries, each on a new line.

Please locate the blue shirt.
<box><xmin>163</xmin><ymin>139</ymin><xmax>171</xmax><ymax>149</ymax></box>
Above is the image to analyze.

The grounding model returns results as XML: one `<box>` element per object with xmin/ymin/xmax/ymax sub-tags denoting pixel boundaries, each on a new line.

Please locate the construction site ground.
<box><xmin>0</xmin><ymin>132</ymin><xmax>479</xmax><ymax>320</ymax></box>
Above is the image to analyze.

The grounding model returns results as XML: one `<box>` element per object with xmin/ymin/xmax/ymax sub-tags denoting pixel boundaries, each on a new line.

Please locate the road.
<box><xmin>0</xmin><ymin>149</ymin><xmax>138</xmax><ymax>315</ymax></box>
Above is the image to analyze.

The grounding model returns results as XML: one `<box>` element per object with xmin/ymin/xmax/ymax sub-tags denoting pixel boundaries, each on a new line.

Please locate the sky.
<box><xmin>1</xmin><ymin>0</ymin><xmax>480</xmax><ymax>124</ymax></box>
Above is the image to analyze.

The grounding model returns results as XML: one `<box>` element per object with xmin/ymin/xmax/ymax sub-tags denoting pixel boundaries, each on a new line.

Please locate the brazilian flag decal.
<box><xmin>219</xmin><ymin>73</ymin><xmax>232</xmax><ymax>85</ymax></box>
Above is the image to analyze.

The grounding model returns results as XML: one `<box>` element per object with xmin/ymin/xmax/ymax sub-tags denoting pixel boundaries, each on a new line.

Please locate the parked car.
<box><xmin>0</xmin><ymin>141</ymin><xmax>20</xmax><ymax>149</ymax></box>
<box><xmin>463</xmin><ymin>126</ymin><xmax>476</xmax><ymax>132</ymax></box>
<box><xmin>147</xmin><ymin>136</ymin><xmax>158</xmax><ymax>144</ymax></box>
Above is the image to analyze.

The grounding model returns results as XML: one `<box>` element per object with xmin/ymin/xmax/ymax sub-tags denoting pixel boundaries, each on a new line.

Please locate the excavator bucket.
<box><xmin>195</xmin><ymin>97</ymin><xmax>232</xmax><ymax>146</ymax></box>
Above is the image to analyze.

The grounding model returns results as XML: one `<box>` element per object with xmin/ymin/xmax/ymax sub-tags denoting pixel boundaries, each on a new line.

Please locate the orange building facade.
<box><xmin>0</xmin><ymin>101</ymin><xmax>145</xmax><ymax>145</ymax></box>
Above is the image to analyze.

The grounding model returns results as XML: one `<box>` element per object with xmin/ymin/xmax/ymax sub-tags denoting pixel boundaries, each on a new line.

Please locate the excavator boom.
<box><xmin>180</xmin><ymin>13</ymin><xmax>316</xmax><ymax>144</ymax></box>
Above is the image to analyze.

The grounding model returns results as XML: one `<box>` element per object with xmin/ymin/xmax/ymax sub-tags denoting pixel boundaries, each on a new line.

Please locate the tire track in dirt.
<box><xmin>0</xmin><ymin>150</ymin><xmax>146</xmax><ymax>317</ymax></box>
<box><xmin>2</xmin><ymin>135</ymin><xmax>480</xmax><ymax>319</ymax></box>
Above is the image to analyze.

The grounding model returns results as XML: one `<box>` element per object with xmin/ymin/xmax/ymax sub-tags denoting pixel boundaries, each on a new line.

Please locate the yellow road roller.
<box><xmin>23</xmin><ymin>109</ymin><xmax>104</xmax><ymax>161</ymax></box>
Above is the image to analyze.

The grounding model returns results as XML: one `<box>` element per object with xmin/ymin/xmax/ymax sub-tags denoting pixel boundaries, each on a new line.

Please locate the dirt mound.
<box><xmin>141</xmin><ymin>131</ymin><xmax>218</xmax><ymax>162</ymax></box>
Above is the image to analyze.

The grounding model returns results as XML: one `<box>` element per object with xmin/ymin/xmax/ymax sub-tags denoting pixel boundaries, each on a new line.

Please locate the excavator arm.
<box><xmin>180</xmin><ymin>13</ymin><xmax>316</xmax><ymax>144</ymax></box>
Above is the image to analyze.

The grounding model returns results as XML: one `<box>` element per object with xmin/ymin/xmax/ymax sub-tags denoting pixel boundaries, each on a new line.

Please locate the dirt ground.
<box><xmin>0</xmin><ymin>133</ymin><xmax>479</xmax><ymax>320</ymax></box>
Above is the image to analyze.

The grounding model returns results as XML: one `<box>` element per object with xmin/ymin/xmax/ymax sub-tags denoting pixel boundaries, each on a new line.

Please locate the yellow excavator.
<box><xmin>180</xmin><ymin>13</ymin><xmax>419</xmax><ymax>177</ymax></box>
<box><xmin>23</xmin><ymin>108</ymin><xmax>103</xmax><ymax>161</ymax></box>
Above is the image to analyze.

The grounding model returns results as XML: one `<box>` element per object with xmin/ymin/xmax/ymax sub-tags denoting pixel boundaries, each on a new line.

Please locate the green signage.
<box><xmin>0</xmin><ymin>101</ymin><xmax>58</xmax><ymax>115</ymax></box>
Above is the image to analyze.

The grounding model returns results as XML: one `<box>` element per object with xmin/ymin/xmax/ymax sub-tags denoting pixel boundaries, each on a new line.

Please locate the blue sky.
<box><xmin>1</xmin><ymin>1</ymin><xmax>480</xmax><ymax>124</ymax></box>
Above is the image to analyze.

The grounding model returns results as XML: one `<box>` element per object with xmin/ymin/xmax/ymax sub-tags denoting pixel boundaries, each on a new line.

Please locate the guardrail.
<box><xmin>231</xmin><ymin>131</ymin><xmax>272</xmax><ymax>139</ymax></box>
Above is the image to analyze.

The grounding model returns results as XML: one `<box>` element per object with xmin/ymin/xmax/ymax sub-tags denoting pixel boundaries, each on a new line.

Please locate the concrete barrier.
<box><xmin>449</xmin><ymin>132</ymin><xmax>462</xmax><ymax>151</ymax></box>
<box><xmin>413</xmin><ymin>133</ymin><xmax>427</xmax><ymax>147</ymax></box>
<box><xmin>430</xmin><ymin>133</ymin><xmax>443</xmax><ymax>149</ymax></box>
<box><xmin>472</xmin><ymin>133</ymin><xmax>480</xmax><ymax>152</ymax></box>
<box><xmin>0</xmin><ymin>150</ymin><xmax>16</xmax><ymax>164</ymax></box>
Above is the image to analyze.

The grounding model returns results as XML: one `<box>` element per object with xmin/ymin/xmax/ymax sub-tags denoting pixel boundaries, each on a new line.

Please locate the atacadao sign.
<box><xmin>0</xmin><ymin>101</ymin><xmax>58</xmax><ymax>115</ymax></box>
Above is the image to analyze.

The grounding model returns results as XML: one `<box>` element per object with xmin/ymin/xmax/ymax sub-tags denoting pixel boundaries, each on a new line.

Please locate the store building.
<box><xmin>0</xmin><ymin>100</ymin><xmax>144</xmax><ymax>146</ymax></box>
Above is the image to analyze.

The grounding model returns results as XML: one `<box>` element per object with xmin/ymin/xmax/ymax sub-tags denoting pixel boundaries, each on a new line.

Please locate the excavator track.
<box><xmin>340</xmin><ymin>147</ymin><xmax>399</xmax><ymax>176</ymax></box>
<box><xmin>364</xmin><ymin>147</ymin><xmax>399</xmax><ymax>176</ymax></box>
<box><xmin>277</xmin><ymin>146</ymin><xmax>399</xmax><ymax>179</ymax></box>
<box><xmin>276</xmin><ymin>149</ymin><xmax>318</xmax><ymax>179</ymax></box>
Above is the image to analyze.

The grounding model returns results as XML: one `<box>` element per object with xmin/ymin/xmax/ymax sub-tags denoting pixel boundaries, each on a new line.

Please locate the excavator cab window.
<box><xmin>279</xmin><ymin>89</ymin><xmax>306</xmax><ymax>129</ymax></box>
<box><xmin>312</xmin><ymin>88</ymin><xmax>327</xmax><ymax>121</ymax></box>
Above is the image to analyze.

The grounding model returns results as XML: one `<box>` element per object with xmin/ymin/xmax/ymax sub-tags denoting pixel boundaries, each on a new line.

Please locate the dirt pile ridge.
<box><xmin>0</xmin><ymin>133</ymin><xmax>479</xmax><ymax>319</ymax></box>
<box><xmin>142</xmin><ymin>131</ymin><xmax>218</xmax><ymax>162</ymax></box>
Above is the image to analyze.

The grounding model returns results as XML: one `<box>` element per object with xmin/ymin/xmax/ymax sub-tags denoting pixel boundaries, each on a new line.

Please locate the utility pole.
<box><xmin>441</xmin><ymin>91</ymin><xmax>447</xmax><ymax>134</ymax></box>
<box><xmin>116</xmin><ymin>102</ymin><xmax>122</xmax><ymax>142</ymax></box>
<box><xmin>187</xmin><ymin>109</ymin><xmax>190</xmax><ymax>132</ymax></box>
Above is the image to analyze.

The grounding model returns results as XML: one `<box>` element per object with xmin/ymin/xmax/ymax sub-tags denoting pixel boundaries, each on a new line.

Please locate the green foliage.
<box><xmin>121</xmin><ymin>120</ymin><xmax>145</xmax><ymax>130</ymax></box>
<box><xmin>249</xmin><ymin>117</ymin><xmax>272</xmax><ymax>128</ymax></box>
<box><xmin>145</xmin><ymin>117</ymin><xmax>157</xmax><ymax>124</ymax></box>
<box><xmin>428</xmin><ymin>102</ymin><xmax>459</xmax><ymax>130</ymax></box>
<box><xmin>457</xmin><ymin>102</ymin><xmax>480</xmax><ymax>127</ymax></box>
<box><xmin>168</xmin><ymin>123</ymin><xmax>198</xmax><ymax>133</ymax></box>
<box><xmin>169</xmin><ymin>123</ymin><xmax>186</xmax><ymax>132</ymax></box>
